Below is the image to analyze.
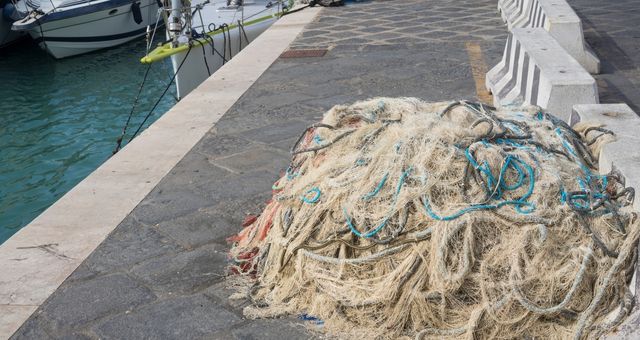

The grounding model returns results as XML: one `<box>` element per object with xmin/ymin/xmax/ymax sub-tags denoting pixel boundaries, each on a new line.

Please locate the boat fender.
<box><xmin>2</xmin><ymin>2</ymin><xmax>26</xmax><ymax>21</ymax></box>
<box><xmin>131</xmin><ymin>1</ymin><xmax>143</xmax><ymax>24</ymax></box>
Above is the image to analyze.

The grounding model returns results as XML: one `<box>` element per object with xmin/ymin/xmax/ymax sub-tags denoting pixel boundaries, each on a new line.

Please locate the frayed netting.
<box><xmin>227</xmin><ymin>98</ymin><xmax>639</xmax><ymax>339</ymax></box>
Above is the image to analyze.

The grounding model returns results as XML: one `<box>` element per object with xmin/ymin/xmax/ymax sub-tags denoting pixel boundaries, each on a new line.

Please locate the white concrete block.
<box><xmin>499</xmin><ymin>0</ymin><xmax>523</xmax><ymax>23</ymax></box>
<box><xmin>503</xmin><ymin>0</ymin><xmax>600</xmax><ymax>74</ymax></box>
<box><xmin>570</xmin><ymin>104</ymin><xmax>640</xmax><ymax>330</ymax></box>
<box><xmin>486</xmin><ymin>28</ymin><xmax>598</xmax><ymax>120</ymax></box>
<box><xmin>571</xmin><ymin>103</ymin><xmax>640</xmax><ymax>209</ymax></box>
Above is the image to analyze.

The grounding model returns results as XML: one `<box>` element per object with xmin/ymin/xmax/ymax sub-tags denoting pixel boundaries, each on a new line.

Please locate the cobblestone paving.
<box><xmin>569</xmin><ymin>0</ymin><xmax>640</xmax><ymax>112</ymax></box>
<box><xmin>291</xmin><ymin>0</ymin><xmax>506</xmax><ymax>49</ymax></box>
<box><xmin>10</xmin><ymin>1</ymin><xmax>508</xmax><ymax>338</ymax></box>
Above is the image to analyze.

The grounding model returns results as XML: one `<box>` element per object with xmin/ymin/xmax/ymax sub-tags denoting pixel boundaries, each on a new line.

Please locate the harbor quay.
<box><xmin>1</xmin><ymin>0</ymin><xmax>640</xmax><ymax>338</ymax></box>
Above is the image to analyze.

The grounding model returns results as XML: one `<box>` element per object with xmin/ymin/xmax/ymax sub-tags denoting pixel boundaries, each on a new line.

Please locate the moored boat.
<box><xmin>11</xmin><ymin>0</ymin><xmax>160</xmax><ymax>58</ymax></box>
<box><xmin>141</xmin><ymin>0</ymin><xmax>290</xmax><ymax>99</ymax></box>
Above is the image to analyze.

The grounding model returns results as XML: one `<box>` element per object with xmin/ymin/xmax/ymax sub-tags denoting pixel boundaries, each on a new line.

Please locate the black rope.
<box><xmin>200</xmin><ymin>42</ymin><xmax>211</xmax><ymax>76</ymax></box>
<box><xmin>238</xmin><ymin>20</ymin><xmax>249</xmax><ymax>50</ymax></box>
<box><xmin>126</xmin><ymin>45</ymin><xmax>193</xmax><ymax>144</ymax></box>
<box><xmin>220</xmin><ymin>23</ymin><xmax>229</xmax><ymax>64</ymax></box>
<box><xmin>113</xmin><ymin>63</ymin><xmax>153</xmax><ymax>154</ymax></box>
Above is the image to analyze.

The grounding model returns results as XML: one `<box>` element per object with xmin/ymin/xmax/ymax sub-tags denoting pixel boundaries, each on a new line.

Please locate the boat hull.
<box><xmin>14</xmin><ymin>0</ymin><xmax>159</xmax><ymax>58</ymax></box>
<box><xmin>170</xmin><ymin>16</ymin><xmax>277</xmax><ymax>100</ymax></box>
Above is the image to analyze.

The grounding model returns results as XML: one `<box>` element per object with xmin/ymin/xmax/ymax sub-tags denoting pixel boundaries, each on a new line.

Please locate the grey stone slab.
<box><xmin>205</xmin><ymin>169</ymin><xmax>279</xmax><ymax>201</ymax></box>
<box><xmin>93</xmin><ymin>295</ymin><xmax>242</xmax><ymax>339</ymax></box>
<box><xmin>155</xmin><ymin>209</ymin><xmax>229</xmax><ymax>249</ymax></box>
<box><xmin>39</xmin><ymin>273</ymin><xmax>156</xmax><ymax>333</ymax></box>
<box><xmin>203</xmin><ymin>281</ymin><xmax>249</xmax><ymax>311</ymax></box>
<box><xmin>65</xmin><ymin>262</ymin><xmax>99</xmax><ymax>283</ymax></box>
<box><xmin>196</xmin><ymin>132</ymin><xmax>256</xmax><ymax>159</ymax></box>
<box><xmin>154</xmin><ymin>192</ymin><xmax>270</xmax><ymax>248</ymax></box>
<box><xmin>132</xmin><ymin>186</ymin><xmax>220</xmax><ymax>226</ymax></box>
<box><xmin>231</xmin><ymin>319</ymin><xmax>313</xmax><ymax>340</ymax></box>
<box><xmin>10</xmin><ymin>313</ymin><xmax>53</xmax><ymax>340</ymax></box>
<box><xmin>165</xmin><ymin>151</ymin><xmax>234</xmax><ymax>184</ymax></box>
<box><xmin>84</xmin><ymin>216</ymin><xmax>182</xmax><ymax>274</ymax></box>
<box><xmin>212</xmin><ymin>147</ymin><xmax>289</xmax><ymax>174</ymax></box>
<box><xmin>239</xmin><ymin>120</ymin><xmax>310</xmax><ymax>145</ymax></box>
<box><xmin>130</xmin><ymin>245</ymin><xmax>228</xmax><ymax>296</ymax></box>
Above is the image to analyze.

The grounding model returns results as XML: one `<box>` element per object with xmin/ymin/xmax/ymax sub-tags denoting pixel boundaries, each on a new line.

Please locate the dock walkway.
<box><xmin>8</xmin><ymin>0</ymin><xmax>640</xmax><ymax>338</ymax></box>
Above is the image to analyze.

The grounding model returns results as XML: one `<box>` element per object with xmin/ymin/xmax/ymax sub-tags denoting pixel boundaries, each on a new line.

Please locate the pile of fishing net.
<box><xmin>227</xmin><ymin>98</ymin><xmax>639</xmax><ymax>339</ymax></box>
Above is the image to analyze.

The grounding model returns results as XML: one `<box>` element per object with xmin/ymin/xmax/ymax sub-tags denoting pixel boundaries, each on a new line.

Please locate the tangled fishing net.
<box><xmin>227</xmin><ymin>98</ymin><xmax>639</xmax><ymax>339</ymax></box>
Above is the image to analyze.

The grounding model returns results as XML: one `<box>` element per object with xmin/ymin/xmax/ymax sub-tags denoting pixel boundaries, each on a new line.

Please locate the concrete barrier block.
<box><xmin>570</xmin><ymin>104</ymin><xmax>640</xmax><ymax>336</ymax></box>
<box><xmin>571</xmin><ymin>104</ymin><xmax>640</xmax><ymax>210</ymax></box>
<box><xmin>505</xmin><ymin>0</ymin><xmax>600</xmax><ymax>74</ymax></box>
<box><xmin>499</xmin><ymin>0</ymin><xmax>524</xmax><ymax>23</ymax></box>
<box><xmin>506</xmin><ymin>0</ymin><xmax>533</xmax><ymax>28</ymax></box>
<box><xmin>486</xmin><ymin>28</ymin><xmax>598</xmax><ymax>120</ymax></box>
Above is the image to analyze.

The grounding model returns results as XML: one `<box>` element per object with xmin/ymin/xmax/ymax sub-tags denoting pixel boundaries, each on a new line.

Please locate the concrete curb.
<box><xmin>0</xmin><ymin>6</ymin><xmax>321</xmax><ymax>339</ymax></box>
<box><xmin>569</xmin><ymin>103</ymin><xmax>640</xmax><ymax>338</ymax></box>
<box><xmin>486</xmin><ymin>28</ymin><xmax>598</xmax><ymax>120</ymax></box>
<box><xmin>502</xmin><ymin>0</ymin><xmax>600</xmax><ymax>74</ymax></box>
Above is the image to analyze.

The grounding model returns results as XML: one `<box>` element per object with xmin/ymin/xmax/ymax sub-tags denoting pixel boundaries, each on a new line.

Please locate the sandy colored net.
<box><xmin>227</xmin><ymin>98</ymin><xmax>639</xmax><ymax>339</ymax></box>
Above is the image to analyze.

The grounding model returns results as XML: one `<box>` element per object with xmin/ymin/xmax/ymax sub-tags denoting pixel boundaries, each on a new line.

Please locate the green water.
<box><xmin>0</xmin><ymin>39</ymin><xmax>176</xmax><ymax>244</ymax></box>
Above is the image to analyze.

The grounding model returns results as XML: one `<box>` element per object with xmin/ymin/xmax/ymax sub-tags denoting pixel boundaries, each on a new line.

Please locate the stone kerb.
<box><xmin>569</xmin><ymin>104</ymin><xmax>640</xmax><ymax>339</ymax></box>
<box><xmin>486</xmin><ymin>28</ymin><xmax>598</xmax><ymax>120</ymax></box>
<box><xmin>501</xmin><ymin>0</ymin><xmax>600</xmax><ymax>74</ymax></box>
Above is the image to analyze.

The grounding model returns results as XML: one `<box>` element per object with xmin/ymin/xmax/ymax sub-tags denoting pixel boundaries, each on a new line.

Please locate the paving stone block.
<box><xmin>93</xmin><ymin>295</ymin><xmax>241</xmax><ymax>339</ymax></box>
<box><xmin>130</xmin><ymin>245</ymin><xmax>228</xmax><ymax>296</ymax></box>
<box><xmin>164</xmin><ymin>151</ymin><xmax>233</xmax><ymax>185</ymax></box>
<box><xmin>212</xmin><ymin>147</ymin><xmax>289</xmax><ymax>174</ymax></box>
<box><xmin>196</xmin><ymin>132</ymin><xmax>256</xmax><ymax>159</ymax></box>
<box><xmin>238</xmin><ymin>120</ymin><xmax>310</xmax><ymax>145</ymax></box>
<box><xmin>82</xmin><ymin>216</ymin><xmax>182</xmax><ymax>274</ymax></box>
<box><xmin>132</xmin><ymin>187</ymin><xmax>220</xmax><ymax>226</ymax></box>
<box><xmin>155</xmin><ymin>197</ymin><xmax>262</xmax><ymax>248</ymax></box>
<box><xmin>10</xmin><ymin>313</ymin><xmax>53</xmax><ymax>340</ymax></box>
<box><xmin>40</xmin><ymin>274</ymin><xmax>156</xmax><ymax>332</ymax></box>
<box><xmin>231</xmin><ymin>319</ymin><xmax>314</xmax><ymax>340</ymax></box>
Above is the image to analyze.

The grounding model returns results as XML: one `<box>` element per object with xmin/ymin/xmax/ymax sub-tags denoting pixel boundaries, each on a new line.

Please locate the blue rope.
<box><xmin>362</xmin><ymin>173</ymin><xmax>389</xmax><ymax>201</ymax></box>
<box><xmin>344</xmin><ymin>208</ymin><xmax>390</xmax><ymax>238</ymax></box>
<box><xmin>346</xmin><ymin>167</ymin><xmax>412</xmax><ymax>238</ymax></box>
<box><xmin>301</xmin><ymin>187</ymin><xmax>321</xmax><ymax>204</ymax></box>
<box><xmin>423</xmin><ymin>152</ymin><xmax>536</xmax><ymax>220</ymax></box>
<box><xmin>422</xmin><ymin>195</ymin><xmax>534</xmax><ymax>221</ymax></box>
<box><xmin>555</xmin><ymin>127</ymin><xmax>610</xmax><ymax>211</ymax></box>
<box><xmin>286</xmin><ymin>166</ymin><xmax>300</xmax><ymax>180</ymax></box>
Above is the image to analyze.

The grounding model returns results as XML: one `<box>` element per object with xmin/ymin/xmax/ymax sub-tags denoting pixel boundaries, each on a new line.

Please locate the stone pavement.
<box><xmin>569</xmin><ymin>0</ymin><xmax>640</xmax><ymax>112</ymax></box>
<box><xmin>10</xmin><ymin>1</ymin><xmax>508</xmax><ymax>338</ymax></box>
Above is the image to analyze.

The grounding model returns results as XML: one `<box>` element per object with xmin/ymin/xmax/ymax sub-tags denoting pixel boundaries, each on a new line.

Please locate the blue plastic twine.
<box><xmin>301</xmin><ymin>187</ymin><xmax>321</xmax><ymax>204</ymax></box>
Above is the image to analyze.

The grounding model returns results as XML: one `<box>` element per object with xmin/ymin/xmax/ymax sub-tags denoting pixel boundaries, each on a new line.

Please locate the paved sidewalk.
<box><xmin>570</xmin><ymin>0</ymin><xmax>640</xmax><ymax>112</ymax></box>
<box><xmin>11</xmin><ymin>1</ymin><xmax>508</xmax><ymax>338</ymax></box>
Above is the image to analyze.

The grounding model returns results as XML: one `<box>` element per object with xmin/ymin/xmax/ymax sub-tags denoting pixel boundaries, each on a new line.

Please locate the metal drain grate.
<box><xmin>280</xmin><ymin>49</ymin><xmax>328</xmax><ymax>58</ymax></box>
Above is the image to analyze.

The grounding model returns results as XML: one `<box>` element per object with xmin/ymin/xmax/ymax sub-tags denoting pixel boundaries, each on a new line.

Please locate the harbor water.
<box><xmin>0</xmin><ymin>39</ymin><xmax>176</xmax><ymax>244</ymax></box>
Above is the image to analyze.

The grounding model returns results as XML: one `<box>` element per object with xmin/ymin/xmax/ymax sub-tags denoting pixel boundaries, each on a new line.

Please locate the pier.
<box><xmin>2</xmin><ymin>0</ymin><xmax>640</xmax><ymax>338</ymax></box>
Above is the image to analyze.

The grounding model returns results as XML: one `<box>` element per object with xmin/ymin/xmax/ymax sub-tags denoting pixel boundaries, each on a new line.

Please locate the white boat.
<box><xmin>1</xmin><ymin>0</ymin><xmax>27</xmax><ymax>47</ymax></box>
<box><xmin>11</xmin><ymin>0</ymin><xmax>160</xmax><ymax>58</ymax></box>
<box><xmin>141</xmin><ymin>0</ymin><xmax>290</xmax><ymax>99</ymax></box>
